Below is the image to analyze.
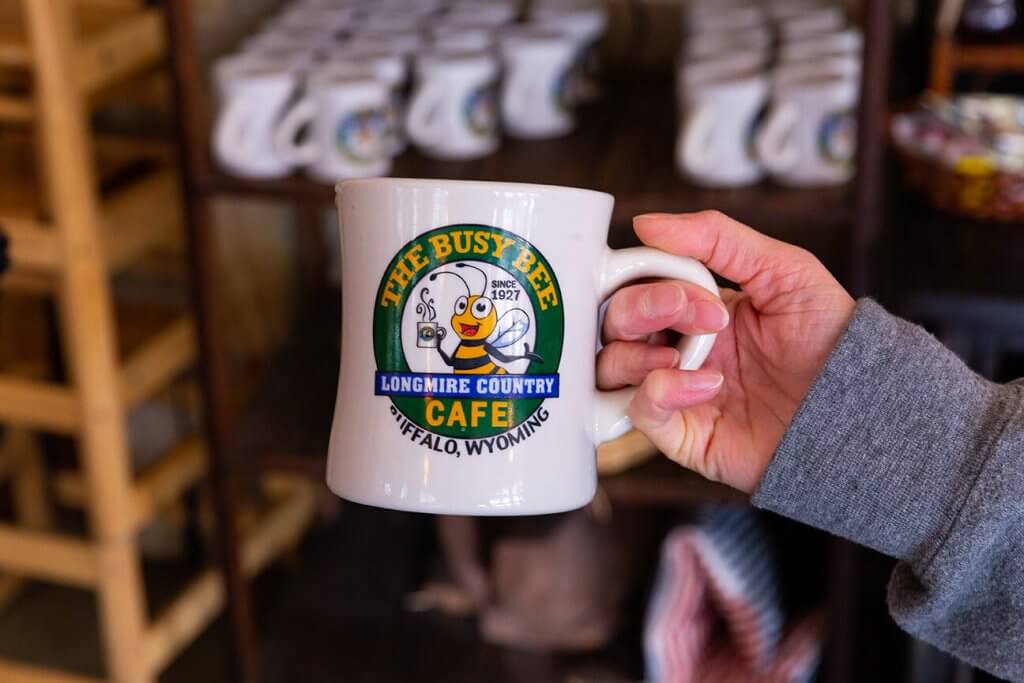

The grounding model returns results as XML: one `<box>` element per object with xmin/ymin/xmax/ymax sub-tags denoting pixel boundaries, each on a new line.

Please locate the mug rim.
<box><xmin>335</xmin><ymin>177</ymin><xmax>615</xmax><ymax>203</ymax></box>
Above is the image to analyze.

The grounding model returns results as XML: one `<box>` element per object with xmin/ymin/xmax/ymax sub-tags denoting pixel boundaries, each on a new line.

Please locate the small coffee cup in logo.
<box><xmin>416</xmin><ymin>321</ymin><xmax>445</xmax><ymax>348</ymax></box>
<box><xmin>406</xmin><ymin>50</ymin><xmax>500</xmax><ymax>160</ymax></box>
<box><xmin>499</xmin><ymin>29</ymin><xmax>578</xmax><ymax>139</ymax></box>
<box><xmin>274</xmin><ymin>65</ymin><xmax>392</xmax><ymax>182</ymax></box>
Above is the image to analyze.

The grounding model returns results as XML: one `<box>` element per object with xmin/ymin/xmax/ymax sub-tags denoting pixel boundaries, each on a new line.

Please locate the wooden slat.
<box><xmin>141</xmin><ymin>569</ymin><xmax>223</xmax><ymax>675</ymax></box>
<box><xmin>597</xmin><ymin>429</ymin><xmax>657</xmax><ymax>477</ymax></box>
<box><xmin>76</xmin><ymin>8</ymin><xmax>165</xmax><ymax>94</ymax></box>
<box><xmin>954</xmin><ymin>44</ymin><xmax>1024</xmax><ymax>70</ymax></box>
<box><xmin>129</xmin><ymin>437</ymin><xmax>206</xmax><ymax>528</ymax></box>
<box><xmin>0</xmin><ymin>42</ymin><xmax>31</xmax><ymax>68</ymax></box>
<box><xmin>102</xmin><ymin>169</ymin><xmax>182</xmax><ymax>270</ymax></box>
<box><xmin>0</xmin><ymin>95</ymin><xmax>33</xmax><ymax>122</ymax></box>
<box><xmin>141</xmin><ymin>478</ymin><xmax>316</xmax><ymax>675</ymax></box>
<box><xmin>119</xmin><ymin>316</ymin><xmax>196</xmax><ymax>407</ymax></box>
<box><xmin>0</xmin><ymin>377</ymin><xmax>80</xmax><ymax>434</ymax></box>
<box><xmin>241</xmin><ymin>478</ymin><xmax>317</xmax><ymax>576</ymax></box>
<box><xmin>0</xmin><ymin>217</ymin><xmax>59</xmax><ymax>270</ymax></box>
<box><xmin>0</xmin><ymin>525</ymin><xmax>96</xmax><ymax>586</ymax></box>
<box><xmin>54</xmin><ymin>438</ymin><xmax>207</xmax><ymax>528</ymax></box>
<box><xmin>0</xmin><ymin>659</ymin><xmax>103</xmax><ymax>683</ymax></box>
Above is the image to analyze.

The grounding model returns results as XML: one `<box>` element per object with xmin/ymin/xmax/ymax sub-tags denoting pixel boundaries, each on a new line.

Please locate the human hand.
<box><xmin>598</xmin><ymin>211</ymin><xmax>856</xmax><ymax>492</ymax></box>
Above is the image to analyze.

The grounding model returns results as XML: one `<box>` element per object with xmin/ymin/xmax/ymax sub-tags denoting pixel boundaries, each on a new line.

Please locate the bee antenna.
<box><xmin>428</xmin><ymin>269</ymin><xmax>470</xmax><ymax>294</ymax></box>
<box><xmin>454</xmin><ymin>262</ymin><xmax>488</xmax><ymax>295</ymax></box>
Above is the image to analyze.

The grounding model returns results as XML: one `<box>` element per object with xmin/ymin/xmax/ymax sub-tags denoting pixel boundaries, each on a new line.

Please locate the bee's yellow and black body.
<box><xmin>435</xmin><ymin>293</ymin><xmax>540</xmax><ymax>374</ymax></box>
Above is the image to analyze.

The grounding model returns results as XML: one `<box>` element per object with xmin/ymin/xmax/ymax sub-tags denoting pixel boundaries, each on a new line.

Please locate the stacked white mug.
<box><xmin>675</xmin><ymin>0</ymin><xmax>863</xmax><ymax>188</ymax></box>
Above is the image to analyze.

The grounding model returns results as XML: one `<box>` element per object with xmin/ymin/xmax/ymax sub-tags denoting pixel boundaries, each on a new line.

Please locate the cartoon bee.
<box><xmin>428</xmin><ymin>263</ymin><xmax>542</xmax><ymax>375</ymax></box>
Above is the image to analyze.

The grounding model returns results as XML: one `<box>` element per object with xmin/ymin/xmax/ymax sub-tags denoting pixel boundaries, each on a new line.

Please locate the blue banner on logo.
<box><xmin>375</xmin><ymin>371</ymin><xmax>559</xmax><ymax>399</ymax></box>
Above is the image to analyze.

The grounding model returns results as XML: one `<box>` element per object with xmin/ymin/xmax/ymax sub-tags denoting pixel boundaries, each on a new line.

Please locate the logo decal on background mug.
<box><xmin>336</xmin><ymin>108</ymin><xmax>388</xmax><ymax>164</ymax></box>
<box><xmin>373</xmin><ymin>224</ymin><xmax>564</xmax><ymax>457</ymax></box>
<box><xmin>463</xmin><ymin>85</ymin><xmax>498</xmax><ymax>137</ymax></box>
<box><xmin>818</xmin><ymin>109</ymin><xmax>856</xmax><ymax>166</ymax></box>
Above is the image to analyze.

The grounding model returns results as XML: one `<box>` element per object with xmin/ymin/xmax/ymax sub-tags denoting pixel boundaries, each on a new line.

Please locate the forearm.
<box><xmin>753</xmin><ymin>299</ymin><xmax>1024</xmax><ymax>680</ymax></box>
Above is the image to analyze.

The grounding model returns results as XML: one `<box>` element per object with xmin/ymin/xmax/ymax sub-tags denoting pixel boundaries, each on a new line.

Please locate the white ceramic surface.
<box><xmin>500</xmin><ymin>31</ymin><xmax>577</xmax><ymax>139</ymax></box>
<box><xmin>677</xmin><ymin>73</ymin><xmax>769</xmax><ymax>187</ymax></box>
<box><xmin>406</xmin><ymin>51</ymin><xmax>500</xmax><ymax>160</ymax></box>
<box><xmin>274</xmin><ymin>68</ymin><xmax>392</xmax><ymax>182</ymax></box>
<box><xmin>755</xmin><ymin>74</ymin><xmax>859</xmax><ymax>187</ymax></box>
<box><xmin>212</xmin><ymin>61</ymin><xmax>299</xmax><ymax>179</ymax></box>
<box><xmin>328</xmin><ymin>178</ymin><xmax>719</xmax><ymax>515</ymax></box>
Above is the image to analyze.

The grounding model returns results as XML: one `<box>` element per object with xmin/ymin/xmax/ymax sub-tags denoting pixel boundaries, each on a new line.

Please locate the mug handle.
<box><xmin>405</xmin><ymin>81</ymin><xmax>447</xmax><ymax>148</ymax></box>
<box><xmin>755</xmin><ymin>101</ymin><xmax>801</xmax><ymax>174</ymax></box>
<box><xmin>212</xmin><ymin>98</ymin><xmax>253</xmax><ymax>170</ymax></box>
<box><xmin>274</xmin><ymin>97</ymin><xmax>320</xmax><ymax>167</ymax></box>
<box><xmin>594</xmin><ymin>246</ymin><xmax>720</xmax><ymax>443</ymax></box>
<box><xmin>678</xmin><ymin>103</ymin><xmax>716</xmax><ymax>176</ymax></box>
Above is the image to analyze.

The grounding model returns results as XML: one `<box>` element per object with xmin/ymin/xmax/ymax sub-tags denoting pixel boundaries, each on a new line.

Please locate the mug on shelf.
<box><xmin>531</xmin><ymin>4</ymin><xmax>609</xmax><ymax>103</ymax></box>
<box><xmin>777</xmin><ymin>27</ymin><xmax>863</xmax><ymax>62</ymax></box>
<box><xmin>684</xmin><ymin>25</ymin><xmax>772</xmax><ymax>61</ymax></box>
<box><xmin>328</xmin><ymin>178</ymin><xmax>720</xmax><ymax>515</ymax></box>
<box><xmin>406</xmin><ymin>50</ymin><xmax>500</xmax><ymax>160</ymax></box>
<box><xmin>677</xmin><ymin>72</ymin><xmax>769</xmax><ymax>187</ymax></box>
<box><xmin>428</xmin><ymin>22</ymin><xmax>496</xmax><ymax>52</ymax></box>
<box><xmin>754</xmin><ymin>73</ymin><xmax>859</xmax><ymax>187</ymax></box>
<box><xmin>212</xmin><ymin>61</ymin><xmax>301</xmax><ymax>179</ymax></box>
<box><xmin>500</xmin><ymin>31</ymin><xmax>578</xmax><ymax>139</ymax></box>
<box><xmin>685</xmin><ymin>5</ymin><xmax>767</xmax><ymax>34</ymax></box>
<box><xmin>326</xmin><ymin>45</ymin><xmax>409</xmax><ymax>154</ymax></box>
<box><xmin>772</xmin><ymin>54</ymin><xmax>861</xmax><ymax>90</ymax></box>
<box><xmin>274</xmin><ymin>66</ymin><xmax>393</xmax><ymax>182</ymax></box>
<box><xmin>778</xmin><ymin>6</ymin><xmax>846</xmax><ymax>40</ymax></box>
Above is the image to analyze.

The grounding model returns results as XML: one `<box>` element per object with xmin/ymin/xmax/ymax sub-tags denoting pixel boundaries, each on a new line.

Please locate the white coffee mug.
<box><xmin>755</xmin><ymin>74</ymin><xmax>859</xmax><ymax>187</ymax></box>
<box><xmin>212</xmin><ymin>61</ymin><xmax>299</xmax><ymax>179</ymax></box>
<box><xmin>428</xmin><ymin>22</ymin><xmax>495</xmax><ymax>52</ymax></box>
<box><xmin>446</xmin><ymin>0</ymin><xmax>520</xmax><ymax>26</ymax></box>
<box><xmin>500</xmin><ymin>31</ymin><xmax>577</xmax><ymax>139</ymax></box>
<box><xmin>778</xmin><ymin>7</ymin><xmax>846</xmax><ymax>40</ymax></box>
<box><xmin>326</xmin><ymin>46</ymin><xmax>409</xmax><ymax>154</ymax></box>
<box><xmin>686</xmin><ymin>5</ymin><xmax>767</xmax><ymax>34</ymax></box>
<box><xmin>677</xmin><ymin>72</ymin><xmax>768</xmax><ymax>187</ymax></box>
<box><xmin>531</xmin><ymin>4</ymin><xmax>608</xmax><ymax>103</ymax></box>
<box><xmin>274</xmin><ymin>67</ymin><xmax>392</xmax><ymax>182</ymax></box>
<box><xmin>778</xmin><ymin>28</ymin><xmax>863</xmax><ymax>62</ymax></box>
<box><xmin>685</xmin><ymin>25</ymin><xmax>772</xmax><ymax>61</ymax></box>
<box><xmin>406</xmin><ymin>51</ymin><xmax>500</xmax><ymax>160</ymax></box>
<box><xmin>328</xmin><ymin>178</ymin><xmax>720</xmax><ymax>515</ymax></box>
<box><xmin>772</xmin><ymin>54</ymin><xmax>861</xmax><ymax>90</ymax></box>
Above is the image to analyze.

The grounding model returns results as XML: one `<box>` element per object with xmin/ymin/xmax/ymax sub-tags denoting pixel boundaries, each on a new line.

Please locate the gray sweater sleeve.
<box><xmin>752</xmin><ymin>299</ymin><xmax>1024</xmax><ymax>680</ymax></box>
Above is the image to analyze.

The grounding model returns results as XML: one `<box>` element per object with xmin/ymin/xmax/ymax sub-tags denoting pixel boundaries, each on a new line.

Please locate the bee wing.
<box><xmin>487</xmin><ymin>308</ymin><xmax>530</xmax><ymax>347</ymax></box>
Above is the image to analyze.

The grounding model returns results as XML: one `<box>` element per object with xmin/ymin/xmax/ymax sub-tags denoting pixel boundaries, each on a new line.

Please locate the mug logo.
<box><xmin>374</xmin><ymin>224</ymin><xmax>564</xmax><ymax>457</ymax></box>
<box><xmin>818</xmin><ymin>109</ymin><xmax>856</xmax><ymax>166</ymax></box>
<box><xmin>463</xmin><ymin>83</ymin><xmax>497</xmax><ymax>137</ymax></box>
<box><xmin>336</xmin><ymin>108</ymin><xmax>387</xmax><ymax>164</ymax></box>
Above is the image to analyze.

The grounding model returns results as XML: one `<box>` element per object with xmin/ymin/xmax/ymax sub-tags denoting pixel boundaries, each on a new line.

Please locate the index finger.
<box><xmin>633</xmin><ymin>211</ymin><xmax>808</xmax><ymax>304</ymax></box>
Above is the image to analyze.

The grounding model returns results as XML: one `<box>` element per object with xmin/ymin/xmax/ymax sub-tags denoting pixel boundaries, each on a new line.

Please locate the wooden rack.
<box><xmin>0</xmin><ymin>2</ymin><xmax>315</xmax><ymax>682</ymax></box>
<box><xmin>163</xmin><ymin>1</ymin><xmax>894</xmax><ymax>681</ymax></box>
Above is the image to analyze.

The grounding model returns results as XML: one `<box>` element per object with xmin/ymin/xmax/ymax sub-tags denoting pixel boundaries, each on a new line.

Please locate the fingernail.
<box><xmin>688</xmin><ymin>300</ymin><xmax>730</xmax><ymax>332</ymax></box>
<box><xmin>687</xmin><ymin>369</ymin><xmax>724</xmax><ymax>391</ymax></box>
<box><xmin>642</xmin><ymin>283</ymin><xmax>685</xmax><ymax>318</ymax></box>
<box><xmin>644</xmin><ymin>346</ymin><xmax>680</xmax><ymax>370</ymax></box>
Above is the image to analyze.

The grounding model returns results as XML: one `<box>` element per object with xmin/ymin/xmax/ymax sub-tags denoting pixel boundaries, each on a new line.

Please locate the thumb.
<box><xmin>628</xmin><ymin>367</ymin><xmax>724</xmax><ymax>479</ymax></box>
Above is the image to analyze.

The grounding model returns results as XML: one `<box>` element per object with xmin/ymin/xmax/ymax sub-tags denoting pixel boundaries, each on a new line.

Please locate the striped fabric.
<box><xmin>644</xmin><ymin>507</ymin><xmax>825</xmax><ymax>683</ymax></box>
